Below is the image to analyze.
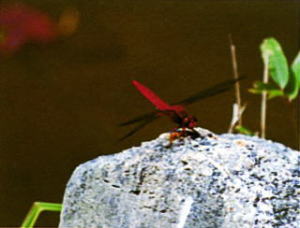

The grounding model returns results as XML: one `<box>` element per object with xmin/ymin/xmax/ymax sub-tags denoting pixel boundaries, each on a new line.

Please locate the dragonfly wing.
<box><xmin>132</xmin><ymin>80</ymin><xmax>172</xmax><ymax>111</ymax></box>
<box><xmin>118</xmin><ymin>115</ymin><xmax>158</xmax><ymax>141</ymax></box>
<box><xmin>118</xmin><ymin>111</ymin><xmax>157</xmax><ymax>126</ymax></box>
<box><xmin>173</xmin><ymin>77</ymin><xmax>244</xmax><ymax>106</ymax></box>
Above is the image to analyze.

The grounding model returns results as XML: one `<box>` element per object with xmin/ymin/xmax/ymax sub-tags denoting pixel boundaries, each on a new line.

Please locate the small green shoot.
<box><xmin>250</xmin><ymin>38</ymin><xmax>300</xmax><ymax>101</ymax></box>
<box><xmin>248</xmin><ymin>37</ymin><xmax>300</xmax><ymax>138</ymax></box>
<box><xmin>21</xmin><ymin>202</ymin><xmax>62</xmax><ymax>228</ymax></box>
<box><xmin>235</xmin><ymin>125</ymin><xmax>256</xmax><ymax>136</ymax></box>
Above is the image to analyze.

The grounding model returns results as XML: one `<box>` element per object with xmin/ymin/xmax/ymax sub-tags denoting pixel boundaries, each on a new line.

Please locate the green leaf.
<box><xmin>251</xmin><ymin>81</ymin><xmax>279</xmax><ymax>91</ymax></box>
<box><xmin>260</xmin><ymin>38</ymin><xmax>289</xmax><ymax>89</ymax></box>
<box><xmin>249</xmin><ymin>81</ymin><xmax>284</xmax><ymax>99</ymax></box>
<box><xmin>283</xmin><ymin>51</ymin><xmax>300</xmax><ymax>101</ymax></box>
<box><xmin>21</xmin><ymin>202</ymin><xmax>62</xmax><ymax>228</ymax></box>
<box><xmin>285</xmin><ymin>70</ymin><xmax>299</xmax><ymax>101</ymax></box>
<box><xmin>235</xmin><ymin>125</ymin><xmax>255</xmax><ymax>136</ymax></box>
<box><xmin>267</xmin><ymin>89</ymin><xmax>285</xmax><ymax>99</ymax></box>
<box><xmin>291</xmin><ymin>51</ymin><xmax>300</xmax><ymax>87</ymax></box>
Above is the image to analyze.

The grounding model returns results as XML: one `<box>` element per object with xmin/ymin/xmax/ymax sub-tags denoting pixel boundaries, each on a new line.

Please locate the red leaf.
<box><xmin>0</xmin><ymin>3</ymin><xmax>58</xmax><ymax>53</ymax></box>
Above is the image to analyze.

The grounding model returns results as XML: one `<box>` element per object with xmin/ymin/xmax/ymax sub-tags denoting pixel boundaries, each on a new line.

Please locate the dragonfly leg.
<box><xmin>166</xmin><ymin>127</ymin><xmax>200</xmax><ymax>147</ymax></box>
<box><xmin>166</xmin><ymin>131</ymin><xmax>181</xmax><ymax>148</ymax></box>
<box><xmin>188</xmin><ymin>128</ymin><xmax>201</xmax><ymax>139</ymax></box>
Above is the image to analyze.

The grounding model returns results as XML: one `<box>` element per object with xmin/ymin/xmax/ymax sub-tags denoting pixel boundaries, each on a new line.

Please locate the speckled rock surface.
<box><xmin>59</xmin><ymin>128</ymin><xmax>300</xmax><ymax>228</ymax></box>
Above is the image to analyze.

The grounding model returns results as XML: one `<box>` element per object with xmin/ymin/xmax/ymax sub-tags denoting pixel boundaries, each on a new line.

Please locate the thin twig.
<box><xmin>227</xmin><ymin>35</ymin><xmax>243</xmax><ymax>133</ymax></box>
<box><xmin>228</xmin><ymin>103</ymin><xmax>247</xmax><ymax>133</ymax></box>
<box><xmin>261</xmin><ymin>56</ymin><xmax>269</xmax><ymax>138</ymax></box>
<box><xmin>228</xmin><ymin>35</ymin><xmax>242</xmax><ymax>125</ymax></box>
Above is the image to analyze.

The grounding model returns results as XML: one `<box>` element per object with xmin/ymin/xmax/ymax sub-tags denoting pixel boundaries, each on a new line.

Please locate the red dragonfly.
<box><xmin>119</xmin><ymin>78</ymin><xmax>242</xmax><ymax>141</ymax></box>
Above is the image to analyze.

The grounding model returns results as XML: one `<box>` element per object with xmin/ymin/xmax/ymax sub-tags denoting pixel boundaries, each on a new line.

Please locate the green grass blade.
<box><xmin>21</xmin><ymin>202</ymin><xmax>62</xmax><ymax>228</ymax></box>
<box><xmin>260</xmin><ymin>38</ymin><xmax>289</xmax><ymax>89</ymax></box>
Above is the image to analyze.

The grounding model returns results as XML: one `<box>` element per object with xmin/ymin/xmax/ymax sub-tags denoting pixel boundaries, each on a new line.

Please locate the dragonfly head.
<box><xmin>182</xmin><ymin>115</ymin><xmax>198</xmax><ymax>129</ymax></box>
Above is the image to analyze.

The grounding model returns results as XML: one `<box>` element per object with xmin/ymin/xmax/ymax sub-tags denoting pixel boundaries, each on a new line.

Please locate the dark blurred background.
<box><xmin>0</xmin><ymin>0</ymin><xmax>299</xmax><ymax>226</ymax></box>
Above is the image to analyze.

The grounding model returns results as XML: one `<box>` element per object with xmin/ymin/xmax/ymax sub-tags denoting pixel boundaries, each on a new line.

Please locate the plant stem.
<box><xmin>261</xmin><ymin>56</ymin><xmax>269</xmax><ymax>138</ymax></box>
<box><xmin>228</xmin><ymin>35</ymin><xmax>242</xmax><ymax>126</ymax></box>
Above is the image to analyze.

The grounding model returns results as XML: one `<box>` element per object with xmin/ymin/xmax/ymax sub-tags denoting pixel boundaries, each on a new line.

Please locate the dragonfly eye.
<box><xmin>183</xmin><ymin>117</ymin><xmax>189</xmax><ymax>123</ymax></box>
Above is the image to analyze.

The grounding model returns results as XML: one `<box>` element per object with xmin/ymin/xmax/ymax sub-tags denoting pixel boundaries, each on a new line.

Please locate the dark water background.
<box><xmin>0</xmin><ymin>0</ymin><xmax>299</xmax><ymax>226</ymax></box>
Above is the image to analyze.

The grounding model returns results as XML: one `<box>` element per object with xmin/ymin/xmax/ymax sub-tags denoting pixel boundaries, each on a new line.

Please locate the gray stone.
<box><xmin>59</xmin><ymin>127</ymin><xmax>300</xmax><ymax>228</ymax></box>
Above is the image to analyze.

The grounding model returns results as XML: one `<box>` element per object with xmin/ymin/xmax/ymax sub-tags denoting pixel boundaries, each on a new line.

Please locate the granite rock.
<box><xmin>59</xmin><ymin>128</ymin><xmax>300</xmax><ymax>228</ymax></box>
